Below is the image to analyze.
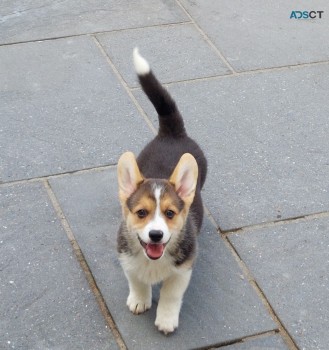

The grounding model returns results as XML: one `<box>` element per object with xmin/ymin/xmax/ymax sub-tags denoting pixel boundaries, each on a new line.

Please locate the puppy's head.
<box><xmin>117</xmin><ymin>152</ymin><xmax>198</xmax><ymax>260</ymax></box>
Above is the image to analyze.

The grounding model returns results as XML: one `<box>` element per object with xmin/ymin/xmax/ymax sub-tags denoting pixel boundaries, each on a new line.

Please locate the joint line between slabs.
<box><xmin>203</xmin><ymin>204</ymin><xmax>329</xmax><ymax>236</ymax></box>
<box><xmin>225</xmin><ymin>234</ymin><xmax>298</xmax><ymax>349</ymax></box>
<box><xmin>0</xmin><ymin>164</ymin><xmax>117</xmax><ymax>188</ymax></box>
<box><xmin>91</xmin><ymin>35</ymin><xmax>157</xmax><ymax>135</ymax></box>
<box><xmin>193</xmin><ymin>329</ymin><xmax>279</xmax><ymax>350</ymax></box>
<box><xmin>222</xmin><ymin>210</ymin><xmax>329</xmax><ymax>236</ymax></box>
<box><xmin>161</xmin><ymin>59</ymin><xmax>329</xmax><ymax>88</ymax></box>
<box><xmin>0</xmin><ymin>21</ymin><xmax>191</xmax><ymax>47</ymax></box>
<box><xmin>204</xmin><ymin>205</ymin><xmax>298</xmax><ymax>350</ymax></box>
<box><xmin>43</xmin><ymin>179</ymin><xmax>127</xmax><ymax>350</ymax></box>
<box><xmin>175</xmin><ymin>0</ymin><xmax>236</xmax><ymax>74</ymax></box>
<box><xmin>94</xmin><ymin>20</ymin><xmax>193</xmax><ymax>37</ymax></box>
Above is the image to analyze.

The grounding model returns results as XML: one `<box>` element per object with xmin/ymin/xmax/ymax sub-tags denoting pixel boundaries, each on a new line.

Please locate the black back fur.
<box><xmin>137</xmin><ymin>71</ymin><xmax>207</xmax><ymax>231</ymax></box>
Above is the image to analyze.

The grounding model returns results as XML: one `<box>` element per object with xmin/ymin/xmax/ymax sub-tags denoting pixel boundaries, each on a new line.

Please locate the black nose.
<box><xmin>149</xmin><ymin>230</ymin><xmax>163</xmax><ymax>243</ymax></box>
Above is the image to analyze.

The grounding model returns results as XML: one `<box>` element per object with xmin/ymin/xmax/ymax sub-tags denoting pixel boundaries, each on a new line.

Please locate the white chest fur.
<box><xmin>119</xmin><ymin>251</ymin><xmax>177</xmax><ymax>285</ymax></box>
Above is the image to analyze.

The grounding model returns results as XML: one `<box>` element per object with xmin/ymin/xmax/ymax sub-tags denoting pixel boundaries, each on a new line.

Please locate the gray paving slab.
<box><xmin>0</xmin><ymin>36</ymin><xmax>151</xmax><ymax>183</ymax></box>
<box><xmin>230</xmin><ymin>217</ymin><xmax>329</xmax><ymax>350</ymax></box>
<box><xmin>0</xmin><ymin>182</ymin><xmax>117</xmax><ymax>350</ymax></box>
<box><xmin>49</xmin><ymin>168</ymin><xmax>276</xmax><ymax>350</ymax></box>
<box><xmin>222</xmin><ymin>334</ymin><xmax>288</xmax><ymax>349</ymax></box>
<box><xmin>96</xmin><ymin>24</ymin><xmax>231</xmax><ymax>87</ymax></box>
<box><xmin>0</xmin><ymin>0</ymin><xmax>187</xmax><ymax>45</ymax></box>
<box><xmin>133</xmin><ymin>64</ymin><xmax>329</xmax><ymax>230</ymax></box>
<box><xmin>180</xmin><ymin>0</ymin><xmax>329</xmax><ymax>71</ymax></box>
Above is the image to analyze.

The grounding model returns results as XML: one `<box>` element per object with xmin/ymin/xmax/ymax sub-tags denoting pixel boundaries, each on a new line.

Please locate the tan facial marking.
<box><xmin>159</xmin><ymin>193</ymin><xmax>186</xmax><ymax>232</ymax></box>
<box><xmin>125</xmin><ymin>195</ymin><xmax>156</xmax><ymax>231</ymax></box>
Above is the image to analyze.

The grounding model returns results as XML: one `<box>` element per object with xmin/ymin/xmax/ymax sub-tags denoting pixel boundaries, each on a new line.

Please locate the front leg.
<box><xmin>155</xmin><ymin>269</ymin><xmax>192</xmax><ymax>334</ymax></box>
<box><xmin>125</xmin><ymin>272</ymin><xmax>152</xmax><ymax>314</ymax></box>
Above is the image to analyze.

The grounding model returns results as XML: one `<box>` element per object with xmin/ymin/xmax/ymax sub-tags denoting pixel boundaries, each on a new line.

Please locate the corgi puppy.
<box><xmin>117</xmin><ymin>48</ymin><xmax>207</xmax><ymax>334</ymax></box>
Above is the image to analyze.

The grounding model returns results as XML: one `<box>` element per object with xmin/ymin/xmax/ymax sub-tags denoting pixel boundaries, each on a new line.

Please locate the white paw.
<box><xmin>155</xmin><ymin>311</ymin><xmax>179</xmax><ymax>335</ymax></box>
<box><xmin>127</xmin><ymin>293</ymin><xmax>151</xmax><ymax>314</ymax></box>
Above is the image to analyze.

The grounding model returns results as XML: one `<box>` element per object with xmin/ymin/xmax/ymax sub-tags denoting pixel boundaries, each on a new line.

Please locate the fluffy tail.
<box><xmin>133</xmin><ymin>48</ymin><xmax>186</xmax><ymax>138</ymax></box>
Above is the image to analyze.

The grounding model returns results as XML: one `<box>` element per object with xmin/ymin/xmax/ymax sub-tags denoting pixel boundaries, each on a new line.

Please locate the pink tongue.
<box><xmin>146</xmin><ymin>243</ymin><xmax>164</xmax><ymax>259</ymax></box>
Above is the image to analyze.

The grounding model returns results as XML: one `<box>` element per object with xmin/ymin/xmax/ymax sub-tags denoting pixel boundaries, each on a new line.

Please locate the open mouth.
<box><xmin>137</xmin><ymin>236</ymin><xmax>167</xmax><ymax>260</ymax></box>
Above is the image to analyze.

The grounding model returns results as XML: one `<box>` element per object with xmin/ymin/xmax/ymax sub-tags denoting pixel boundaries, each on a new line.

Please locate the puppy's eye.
<box><xmin>136</xmin><ymin>209</ymin><xmax>148</xmax><ymax>219</ymax></box>
<box><xmin>165</xmin><ymin>210</ymin><xmax>175</xmax><ymax>219</ymax></box>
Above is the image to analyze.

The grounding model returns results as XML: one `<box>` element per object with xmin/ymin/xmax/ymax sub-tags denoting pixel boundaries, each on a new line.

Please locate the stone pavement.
<box><xmin>1</xmin><ymin>1</ymin><xmax>328</xmax><ymax>349</ymax></box>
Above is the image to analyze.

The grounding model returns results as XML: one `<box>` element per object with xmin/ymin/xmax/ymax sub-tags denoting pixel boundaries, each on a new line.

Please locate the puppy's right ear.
<box><xmin>117</xmin><ymin>152</ymin><xmax>143</xmax><ymax>202</ymax></box>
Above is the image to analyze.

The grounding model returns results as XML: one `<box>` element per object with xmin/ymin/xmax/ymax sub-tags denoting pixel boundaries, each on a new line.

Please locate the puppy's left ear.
<box><xmin>117</xmin><ymin>152</ymin><xmax>144</xmax><ymax>202</ymax></box>
<box><xmin>169</xmin><ymin>153</ymin><xmax>198</xmax><ymax>205</ymax></box>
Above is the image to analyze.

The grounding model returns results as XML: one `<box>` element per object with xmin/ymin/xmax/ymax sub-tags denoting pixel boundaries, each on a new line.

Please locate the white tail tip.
<box><xmin>133</xmin><ymin>47</ymin><xmax>150</xmax><ymax>75</ymax></box>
